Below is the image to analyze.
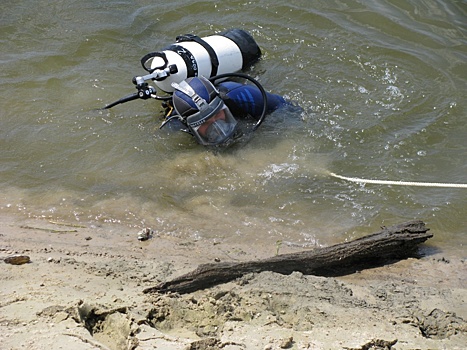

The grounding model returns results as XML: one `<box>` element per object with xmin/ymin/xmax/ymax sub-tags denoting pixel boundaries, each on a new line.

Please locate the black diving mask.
<box><xmin>172</xmin><ymin>81</ymin><xmax>238</xmax><ymax>146</ymax></box>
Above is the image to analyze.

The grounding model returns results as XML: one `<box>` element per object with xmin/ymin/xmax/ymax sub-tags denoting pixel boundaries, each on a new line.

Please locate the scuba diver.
<box><xmin>168</xmin><ymin>75</ymin><xmax>287</xmax><ymax>147</ymax></box>
<box><xmin>103</xmin><ymin>29</ymin><xmax>291</xmax><ymax>147</ymax></box>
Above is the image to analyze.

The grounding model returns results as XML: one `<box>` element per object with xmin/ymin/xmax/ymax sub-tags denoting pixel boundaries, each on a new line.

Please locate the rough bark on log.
<box><xmin>144</xmin><ymin>220</ymin><xmax>432</xmax><ymax>295</ymax></box>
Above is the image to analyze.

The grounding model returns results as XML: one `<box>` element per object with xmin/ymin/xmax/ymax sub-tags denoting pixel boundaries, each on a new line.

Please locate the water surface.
<box><xmin>1</xmin><ymin>0</ymin><xmax>466</xmax><ymax>255</ymax></box>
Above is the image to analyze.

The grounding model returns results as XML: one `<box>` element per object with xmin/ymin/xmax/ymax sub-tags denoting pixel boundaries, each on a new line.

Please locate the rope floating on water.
<box><xmin>329</xmin><ymin>172</ymin><xmax>467</xmax><ymax>189</ymax></box>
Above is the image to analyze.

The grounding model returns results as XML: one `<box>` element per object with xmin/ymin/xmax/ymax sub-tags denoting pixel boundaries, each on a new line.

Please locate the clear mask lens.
<box><xmin>187</xmin><ymin>101</ymin><xmax>238</xmax><ymax>146</ymax></box>
<box><xmin>204</xmin><ymin>119</ymin><xmax>237</xmax><ymax>144</ymax></box>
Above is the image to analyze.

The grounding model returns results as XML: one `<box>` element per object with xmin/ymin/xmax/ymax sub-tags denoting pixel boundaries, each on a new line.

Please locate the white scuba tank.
<box><xmin>140</xmin><ymin>29</ymin><xmax>261</xmax><ymax>93</ymax></box>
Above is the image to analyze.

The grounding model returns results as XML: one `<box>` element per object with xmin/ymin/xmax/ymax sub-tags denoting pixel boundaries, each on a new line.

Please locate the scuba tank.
<box><xmin>140</xmin><ymin>29</ymin><xmax>262</xmax><ymax>92</ymax></box>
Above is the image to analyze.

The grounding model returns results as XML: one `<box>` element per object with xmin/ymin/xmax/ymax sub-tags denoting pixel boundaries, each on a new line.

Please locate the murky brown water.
<box><xmin>1</xmin><ymin>0</ymin><xmax>466</xmax><ymax>255</ymax></box>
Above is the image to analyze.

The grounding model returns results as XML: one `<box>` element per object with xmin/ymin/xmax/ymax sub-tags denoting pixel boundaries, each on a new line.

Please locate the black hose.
<box><xmin>103</xmin><ymin>93</ymin><xmax>139</xmax><ymax>109</ymax></box>
<box><xmin>209</xmin><ymin>73</ymin><xmax>268</xmax><ymax>130</ymax></box>
<box><xmin>102</xmin><ymin>87</ymin><xmax>171</xmax><ymax>110</ymax></box>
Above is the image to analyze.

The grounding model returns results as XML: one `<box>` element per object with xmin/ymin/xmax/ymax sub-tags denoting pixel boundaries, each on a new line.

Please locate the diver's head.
<box><xmin>172</xmin><ymin>76</ymin><xmax>237</xmax><ymax>146</ymax></box>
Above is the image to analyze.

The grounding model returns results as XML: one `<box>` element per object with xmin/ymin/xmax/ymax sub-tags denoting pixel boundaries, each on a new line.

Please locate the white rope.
<box><xmin>329</xmin><ymin>172</ymin><xmax>467</xmax><ymax>189</ymax></box>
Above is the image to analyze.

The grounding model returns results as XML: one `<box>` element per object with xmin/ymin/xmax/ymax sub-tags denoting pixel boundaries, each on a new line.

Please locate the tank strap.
<box><xmin>176</xmin><ymin>34</ymin><xmax>219</xmax><ymax>77</ymax></box>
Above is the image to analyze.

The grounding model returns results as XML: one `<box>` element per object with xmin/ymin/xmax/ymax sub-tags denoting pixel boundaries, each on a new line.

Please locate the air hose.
<box><xmin>209</xmin><ymin>72</ymin><xmax>268</xmax><ymax>130</ymax></box>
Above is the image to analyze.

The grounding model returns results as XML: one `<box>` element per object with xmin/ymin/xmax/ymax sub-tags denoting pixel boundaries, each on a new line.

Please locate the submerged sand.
<box><xmin>1</xmin><ymin>213</ymin><xmax>466</xmax><ymax>349</ymax></box>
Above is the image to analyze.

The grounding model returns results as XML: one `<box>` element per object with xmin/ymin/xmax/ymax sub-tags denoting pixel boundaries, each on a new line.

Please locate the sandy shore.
<box><xmin>1</xmin><ymin>213</ymin><xmax>466</xmax><ymax>350</ymax></box>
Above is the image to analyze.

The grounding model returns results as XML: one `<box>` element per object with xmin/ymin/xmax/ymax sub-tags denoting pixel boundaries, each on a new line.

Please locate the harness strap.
<box><xmin>176</xmin><ymin>34</ymin><xmax>219</xmax><ymax>77</ymax></box>
<box><xmin>171</xmin><ymin>81</ymin><xmax>209</xmax><ymax>111</ymax></box>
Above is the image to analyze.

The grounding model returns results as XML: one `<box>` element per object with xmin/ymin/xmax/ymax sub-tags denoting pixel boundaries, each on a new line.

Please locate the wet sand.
<box><xmin>1</xmin><ymin>213</ymin><xmax>466</xmax><ymax>349</ymax></box>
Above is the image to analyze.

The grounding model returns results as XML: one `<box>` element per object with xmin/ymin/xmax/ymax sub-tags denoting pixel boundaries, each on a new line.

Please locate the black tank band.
<box><xmin>176</xmin><ymin>34</ymin><xmax>219</xmax><ymax>77</ymax></box>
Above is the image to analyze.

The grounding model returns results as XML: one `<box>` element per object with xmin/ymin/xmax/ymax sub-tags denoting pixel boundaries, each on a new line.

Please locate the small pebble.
<box><xmin>137</xmin><ymin>228</ymin><xmax>153</xmax><ymax>241</ymax></box>
<box><xmin>280</xmin><ymin>336</ymin><xmax>294</xmax><ymax>349</ymax></box>
<box><xmin>4</xmin><ymin>255</ymin><xmax>30</xmax><ymax>265</ymax></box>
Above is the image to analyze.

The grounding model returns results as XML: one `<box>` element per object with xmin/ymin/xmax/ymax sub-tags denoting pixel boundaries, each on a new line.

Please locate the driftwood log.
<box><xmin>144</xmin><ymin>220</ymin><xmax>432</xmax><ymax>294</ymax></box>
